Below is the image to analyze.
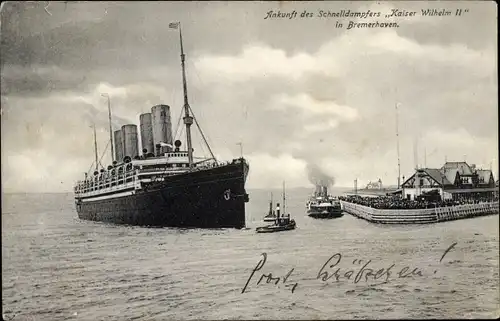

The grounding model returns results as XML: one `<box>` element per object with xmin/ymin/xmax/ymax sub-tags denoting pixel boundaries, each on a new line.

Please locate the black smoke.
<box><xmin>306</xmin><ymin>163</ymin><xmax>335</xmax><ymax>187</ymax></box>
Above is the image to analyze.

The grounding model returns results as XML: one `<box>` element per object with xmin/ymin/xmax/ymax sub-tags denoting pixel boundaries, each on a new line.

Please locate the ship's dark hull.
<box><xmin>74</xmin><ymin>161</ymin><xmax>248</xmax><ymax>228</ymax></box>
<box><xmin>307</xmin><ymin>208</ymin><xmax>343</xmax><ymax>219</ymax></box>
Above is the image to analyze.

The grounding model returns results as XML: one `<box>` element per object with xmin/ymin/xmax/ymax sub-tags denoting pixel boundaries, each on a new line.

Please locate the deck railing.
<box><xmin>74</xmin><ymin>168</ymin><xmax>136</xmax><ymax>195</ymax></box>
<box><xmin>341</xmin><ymin>201</ymin><xmax>499</xmax><ymax>224</ymax></box>
<box><xmin>73</xmin><ymin>158</ymin><xmax>246</xmax><ymax>197</ymax></box>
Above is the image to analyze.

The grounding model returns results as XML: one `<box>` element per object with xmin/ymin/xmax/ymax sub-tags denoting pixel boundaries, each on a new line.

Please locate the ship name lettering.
<box><xmin>387</xmin><ymin>9</ymin><xmax>416</xmax><ymax>17</ymax></box>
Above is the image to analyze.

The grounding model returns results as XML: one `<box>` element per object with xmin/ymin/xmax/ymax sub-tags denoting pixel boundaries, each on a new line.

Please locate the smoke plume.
<box><xmin>306</xmin><ymin>163</ymin><xmax>335</xmax><ymax>187</ymax></box>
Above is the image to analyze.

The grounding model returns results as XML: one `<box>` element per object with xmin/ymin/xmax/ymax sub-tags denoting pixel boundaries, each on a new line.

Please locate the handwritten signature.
<box><xmin>241</xmin><ymin>242</ymin><xmax>457</xmax><ymax>294</ymax></box>
<box><xmin>241</xmin><ymin>253</ymin><xmax>298</xmax><ymax>294</ymax></box>
<box><xmin>316</xmin><ymin>253</ymin><xmax>423</xmax><ymax>286</ymax></box>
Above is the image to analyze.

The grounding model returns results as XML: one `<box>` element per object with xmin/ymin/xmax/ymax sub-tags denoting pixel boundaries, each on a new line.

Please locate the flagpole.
<box><xmin>237</xmin><ymin>142</ymin><xmax>243</xmax><ymax>158</ymax></box>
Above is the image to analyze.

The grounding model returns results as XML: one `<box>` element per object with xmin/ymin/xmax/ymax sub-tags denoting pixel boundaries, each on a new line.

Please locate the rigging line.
<box><xmin>97</xmin><ymin>140</ymin><xmax>111</xmax><ymax>169</ymax></box>
<box><xmin>188</xmin><ymin>104</ymin><xmax>217</xmax><ymax>162</ymax></box>
<box><xmin>198</xmin><ymin>131</ymin><xmax>209</xmax><ymax>158</ymax></box>
<box><xmin>86</xmin><ymin>161</ymin><xmax>96</xmax><ymax>176</ymax></box>
<box><xmin>186</xmin><ymin>59</ymin><xmax>217</xmax><ymax>159</ymax></box>
<box><xmin>197</xmin><ymin>108</ymin><xmax>216</xmax><ymax>155</ymax></box>
<box><xmin>173</xmin><ymin>106</ymin><xmax>184</xmax><ymax>141</ymax></box>
<box><xmin>194</xmin><ymin>128</ymin><xmax>207</xmax><ymax>159</ymax></box>
<box><xmin>189</xmin><ymin>59</ymin><xmax>205</xmax><ymax>88</ymax></box>
<box><xmin>179</xmin><ymin>124</ymin><xmax>186</xmax><ymax>148</ymax></box>
<box><xmin>88</xmin><ymin>139</ymin><xmax>111</xmax><ymax>176</ymax></box>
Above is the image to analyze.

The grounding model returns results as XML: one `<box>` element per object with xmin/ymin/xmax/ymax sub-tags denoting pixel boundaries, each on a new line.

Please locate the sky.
<box><xmin>1</xmin><ymin>1</ymin><xmax>498</xmax><ymax>193</ymax></box>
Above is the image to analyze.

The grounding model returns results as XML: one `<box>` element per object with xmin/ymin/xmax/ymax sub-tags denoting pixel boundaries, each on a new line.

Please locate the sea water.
<box><xmin>2</xmin><ymin>189</ymin><xmax>499</xmax><ymax>320</ymax></box>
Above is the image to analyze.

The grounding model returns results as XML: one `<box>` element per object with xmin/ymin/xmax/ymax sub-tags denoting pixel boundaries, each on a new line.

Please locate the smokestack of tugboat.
<box><xmin>121</xmin><ymin>124</ymin><xmax>139</xmax><ymax>159</ymax></box>
<box><xmin>151</xmin><ymin>104</ymin><xmax>173</xmax><ymax>156</ymax></box>
<box><xmin>315</xmin><ymin>185</ymin><xmax>328</xmax><ymax>197</ymax></box>
<box><xmin>139</xmin><ymin>113</ymin><xmax>154</xmax><ymax>156</ymax></box>
<box><xmin>114</xmin><ymin>129</ymin><xmax>124</xmax><ymax>162</ymax></box>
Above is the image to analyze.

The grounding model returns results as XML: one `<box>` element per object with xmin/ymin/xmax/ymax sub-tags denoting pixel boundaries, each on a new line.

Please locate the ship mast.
<box><xmin>101</xmin><ymin>93</ymin><xmax>114</xmax><ymax>163</ymax></box>
<box><xmin>93</xmin><ymin>123</ymin><xmax>99</xmax><ymax>171</ymax></box>
<box><xmin>171</xmin><ymin>22</ymin><xmax>194</xmax><ymax>169</ymax></box>
<box><xmin>282</xmin><ymin>181</ymin><xmax>286</xmax><ymax>215</ymax></box>
<box><xmin>395</xmin><ymin>103</ymin><xmax>401</xmax><ymax>189</ymax></box>
<box><xmin>269</xmin><ymin>192</ymin><xmax>273</xmax><ymax>215</ymax></box>
<box><xmin>170</xmin><ymin>22</ymin><xmax>219</xmax><ymax>167</ymax></box>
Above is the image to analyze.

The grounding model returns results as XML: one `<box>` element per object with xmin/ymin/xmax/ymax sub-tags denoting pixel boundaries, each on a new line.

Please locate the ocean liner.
<box><xmin>73</xmin><ymin>22</ymin><xmax>249</xmax><ymax>228</ymax></box>
<box><xmin>306</xmin><ymin>185</ymin><xmax>343</xmax><ymax>219</ymax></box>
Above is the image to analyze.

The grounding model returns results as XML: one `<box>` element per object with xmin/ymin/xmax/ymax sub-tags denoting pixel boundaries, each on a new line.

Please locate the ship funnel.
<box><xmin>151</xmin><ymin>104</ymin><xmax>173</xmax><ymax>155</ymax></box>
<box><xmin>139</xmin><ymin>113</ymin><xmax>154</xmax><ymax>156</ymax></box>
<box><xmin>121</xmin><ymin>124</ymin><xmax>139</xmax><ymax>159</ymax></box>
<box><xmin>155</xmin><ymin>143</ymin><xmax>161</xmax><ymax>157</ymax></box>
<box><xmin>315</xmin><ymin>185</ymin><xmax>328</xmax><ymax>197</ymax></box>
<box><xmin>113</xmin><ymin>130</ymin><xmax>124</xmax><ymax>162</ymax></box>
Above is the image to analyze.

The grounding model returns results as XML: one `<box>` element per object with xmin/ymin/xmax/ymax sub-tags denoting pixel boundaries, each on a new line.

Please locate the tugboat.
<box><xmin>263</xmin><ymin>193</ymin><xmax>277</xmax><ymax>223</ymax></box>
<box><xmin>306</xmin><ymin>185</ymin><xmax>343</xmax><ymax>219</ymax></box>
<box><xmin>256</xmin><ymin>182</ymin><xmax>296</xmax><ymax>233</ymax></box>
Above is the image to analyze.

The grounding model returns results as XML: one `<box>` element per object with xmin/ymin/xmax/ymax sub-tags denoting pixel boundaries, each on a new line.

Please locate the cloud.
<box><xmin>194</xmin><ymin>44</ymin><xmax>329</xmax><ymax>81</ymax></box>
<box><xmin>303</xmin><ymin>119</ymin><xmax>340</xmax><ymax>133</ymax></box>
<box><xmin>194</xmin><ymin>27</ymin><xmax>495</xmax><ymax>86</ymax></box>
<box><xmin>273</xmin><ymin>93</ymin><xmax>359</xmax><ymax>119</ymax></box>
<box><xmin>0</xmin><ymin>1</ymin><xmax>497</xmax><ymax>193</ymax></box>
<box><xmin>363</xmin><ymin>31</ymin><xmax>495</xmax><ymax>76</ymax></box>
<box><xmin>2</xmin><ymin>149</ymin><xmax>89</xmax><ymax>193</ymax></box>
<box><xmin>0</xmin><ymin>64</ymin><xmax>88</xmax><ymax>96</ymax></box>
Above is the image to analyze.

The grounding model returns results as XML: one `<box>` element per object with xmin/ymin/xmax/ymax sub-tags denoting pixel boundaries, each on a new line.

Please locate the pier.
<box><xmin>340</xmin><ymin>200</ymin><xmax>499</xmax><ymax>224</ymax></box>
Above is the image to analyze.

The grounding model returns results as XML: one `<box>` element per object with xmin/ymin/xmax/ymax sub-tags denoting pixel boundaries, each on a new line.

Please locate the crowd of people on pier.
<box><xmin>339</xmin><ymin>195</ymin><xmax>499</xmax><ymax>210</ymax></box>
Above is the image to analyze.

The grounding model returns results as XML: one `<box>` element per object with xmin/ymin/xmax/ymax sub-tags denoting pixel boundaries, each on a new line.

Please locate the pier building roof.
<box><xmin>443</xmin><ymin>168</ymin><xmax>459</xmax><ymax>185</ymax></box>
<box><xmin>476</xmin><ymin>169</ymin><xmax>494</xmax><ymax>184</ymax></box>
<box><xmin>402</xmin><ymin>168</ymin><xmax>452</xmax><ymax>188</ymax></box>
<box><xmin>441</xmin><ymin>161</ymin><xmax>474</xmax><ymax>176</ymax></box>
<box><xmin>402</xmin><ymin>160</ymin><xmax>497</xmax><ymax>191</ymax></box>
<box><xmin>422</xmin><ymin>168</ymin><xmax>451</xmax><ymax>185</ymax></box>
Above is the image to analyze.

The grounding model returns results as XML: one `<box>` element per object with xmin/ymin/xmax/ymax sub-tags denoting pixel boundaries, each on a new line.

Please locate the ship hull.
<box><xmin>75</xmin><ymin>161</ymin><xmax>248</xmax><ymax>228</ymax></box>
<box><xmin>307</xmin><ymin>208</ymin><xmax>343</xmax><ymax>219</ymax></box>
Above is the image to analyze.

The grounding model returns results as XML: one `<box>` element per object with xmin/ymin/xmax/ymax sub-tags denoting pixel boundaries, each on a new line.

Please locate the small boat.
<box><xmin>256</xmin><ymin>220</ymin><xmax>296</xmax><ymax>233</ymax></box>
<box><xmin>256</xmin><ymin>182</ymin><xmax>296</xmax><ymax>233</ymax></box>
<box><xmin>263</xmin><ymin>193</ymin><xmax>277</xmax><ymax>222</ymax></box>
<box><xmin>306</xmin><ymin>185</ymin><xmax>343</xmax><ymax>219</ymax></box>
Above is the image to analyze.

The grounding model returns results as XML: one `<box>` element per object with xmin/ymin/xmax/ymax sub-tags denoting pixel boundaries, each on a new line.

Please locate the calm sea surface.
<box><xmin>2</xmin><ymin>189</ymin><xmax>499</xmax><ymax>320</ymax></box>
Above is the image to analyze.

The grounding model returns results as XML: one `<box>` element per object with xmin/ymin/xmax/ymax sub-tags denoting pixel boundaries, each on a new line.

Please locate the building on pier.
<box><xmin>401</xmin><ymin>161</ymin><xmax>498</xmax><ymax>201</ymax></box>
